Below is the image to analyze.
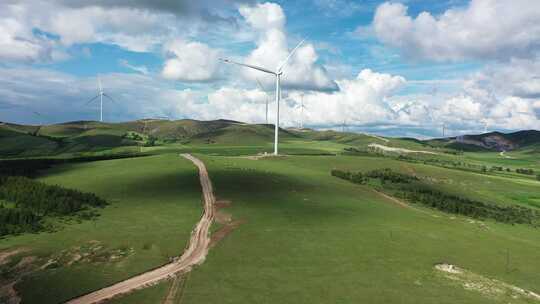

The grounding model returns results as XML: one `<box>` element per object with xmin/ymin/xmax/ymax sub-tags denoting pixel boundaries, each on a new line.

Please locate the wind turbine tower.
<box><xmin>32</xmin><ymin>111</ymin><xmax>43</xmax><ymax>136</ymax></box>
<box><xmin>86</xmin><ymin>76</ymin><xmax>116</xmax><ymax>122</ymax></box>
<box><xmin>297</xmin><ymin>93</ymin><xmax>307</xmax><ymax>129</ymax></box>
<box><xmin>442</xmin><ymin>122</ymin><xmax>446</xmax><ymax>137</ymax></box>
<box><xmin>221</xmin><ymin>39</ymin><xmax>305</xmax><ymax>155</ymax></box>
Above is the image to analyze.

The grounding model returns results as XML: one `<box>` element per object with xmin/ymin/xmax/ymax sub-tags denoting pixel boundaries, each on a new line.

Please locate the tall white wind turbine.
<box><xmin>256</xmin><ymin>78</ymin><xmax>270</xmax><ymax>124</ymax></box>
<box><xmin>220</xmin><ymin>39</ymin><xmax>305</xmax><ymax>155</ymax></box>
<box><xmin>85</xmin><ymin>76</ymin><xmax>116</xmax><ymax>122</ymax></box>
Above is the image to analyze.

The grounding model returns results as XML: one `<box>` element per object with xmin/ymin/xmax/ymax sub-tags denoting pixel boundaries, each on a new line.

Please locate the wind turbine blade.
<box><xmin>277</xmin><ymin>39</ymin><xmax>305</xmax><ymax>73</ymax></box>
<box><xmin>85</xmin><ymin>95</ymin><xmax>100</xmax><ymax>105</ymax></box>
<box><xmin>219</xmin><ymin>58</ymin><xmax>276</xmax><ymax>75</ymax></box>
<box><xmin>103</xmin><ymin>93</ymin><xmax>116</xmax><ymax>103</ymax></box>
<box><xmin>33</xmin><ymin>111</ymin><xmax>42</xmax><ymax>116</ymax></box>
<box><xmin>256</xmin><ymin>78</ymin><xmax>267</xmax><ymax>92</ymax></box>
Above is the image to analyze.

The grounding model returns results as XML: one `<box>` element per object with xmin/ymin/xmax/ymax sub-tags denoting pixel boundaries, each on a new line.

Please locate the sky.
<box><xmin>0</xmin><ymin>0</ymin><xmax>539</xmax><ymax>138</ymax></box>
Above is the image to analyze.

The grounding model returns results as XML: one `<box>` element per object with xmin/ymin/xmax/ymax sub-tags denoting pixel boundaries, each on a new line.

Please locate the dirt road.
<box><xmin>66</xmin><ymin>153</ymin><xmax>215</xmax><ymax>304</ymax></box>
<box><xmin>368</xmin><ymin>143</ymin><xmax>438</xmax><ymax>155</ymax></box>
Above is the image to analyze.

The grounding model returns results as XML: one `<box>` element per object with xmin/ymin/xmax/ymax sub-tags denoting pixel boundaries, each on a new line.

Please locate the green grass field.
<box><xmin>177</xmin><ymin>155</ymin><xmax>540</xmax><ymax>304</ymax></box>
<box><xmin>1</xmin><ymin>122</ymin><xmax>539</xmax><ymax>303</ymax></box>
<box><xmin>0</xmin><ymin>154</ymin><xmax>202</xmax><ymax>303</ymax></box>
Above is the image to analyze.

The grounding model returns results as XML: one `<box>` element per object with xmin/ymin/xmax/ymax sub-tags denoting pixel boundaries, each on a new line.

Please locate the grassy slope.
<box><xmin>0</xmin><ymin>128</ymin><xmax>59</xmax><ymax>157</ymax></box>
<box><xmin>179</xmin><ymin>155</ymin><xmax>540</xmax><ymax>304</ymax></box>
<box><xmin>0</xmin><ymin>154</ymin><xmax>202</xmax><ymax>304</ymax></box>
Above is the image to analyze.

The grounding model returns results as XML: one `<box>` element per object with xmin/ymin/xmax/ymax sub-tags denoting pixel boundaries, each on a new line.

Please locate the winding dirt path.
<box><xmin>66</xmin><ymin>153</ymin><xmax>215</xmax><ymax>304</ymax></box>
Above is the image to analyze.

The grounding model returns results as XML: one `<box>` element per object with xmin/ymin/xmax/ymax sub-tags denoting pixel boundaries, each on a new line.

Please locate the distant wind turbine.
<box><xmin>442</xmin><ymin>122</ymin><xmax>447</xmax><ymax>137</ymax></box>
<box><xmin>33</xmin><ymin>111</ymin><xmax>43</xmax><ymax>124</ymax></box>
<box><xmin>298</xmin><ymin>93</ymin><xmax>307</xmax><ymax>129</ymax></box>
<box><xmin>85</xmin><ymin>76</ymin><xmax>116</xmax><ymax>122</ymax></box>
<box><xmin>256</xmin><ymin>78</ymin><xmax>270</xmax><ymax>124</ymax></box>
<box><xmin>341</xmin><ymin>118</ymin><xmax>348</xmax><ymax>133</ymax></box>
<box><xmin>32</xmin><ymin>111</ymin><xmax>44</xmax><ymax>136</ymax></box>
<box><xmin>220</xmin><ymin>38</ymin><xmax>305</xmax><ymax>155</ymax></box>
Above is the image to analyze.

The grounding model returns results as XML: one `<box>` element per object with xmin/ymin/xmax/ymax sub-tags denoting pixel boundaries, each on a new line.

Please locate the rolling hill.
<box><xmin>425</xmin><ymin>130</ymin><xmax>540</xmax><ymax>152</ymax></box>
<box><xmin>1</xmin><ymin>119</ymin><xmax>539</xmax><ymax>158</ymax></box>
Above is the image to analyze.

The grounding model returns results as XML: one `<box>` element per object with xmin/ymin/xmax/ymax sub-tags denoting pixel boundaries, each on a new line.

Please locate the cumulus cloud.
<box><xmin>52</xmin><ymin>0</ymin><xmax>253</xmax><ymax>21</ymax></box>
<box><xmin>237</xmin><ymin>2</ymin><xmax>338</xmax><ymax>91</ymax></box>
<box><xmin>0</xmin><ymin>1</ymin><xmax>176</xmax><ymax>59</ymax></box>
<box><xmin>0</xmin><ymin>0</ymin><xmax>249</xmax><ymax>60</ymax></box>
<box><xmin>161</xmin><ymin>40</ymin><xmax>221</xmax><ymax>82</ymax></box>
<box><xmin>372</xmin><ymin>0</ymin><xmax>540</xmax><ymax>61</ymax></box>
<box><xmin>167</xmin><ymin>68</ymin><xmax>405</xmax><ymax>127</ymax></box>
<box><xmin>0</xmin><ymin>3</ymin><xmax>67</xmax><ymax>62</ymax></box>
<box><xmin>0</xmin><ymin>65</ymin><xmax>537</xmax><ymax>136</ymax></box>
<box><xmin>0</xmin><ymin>66</ymin><xmax>402</xmax><ymax>128</ymax></box>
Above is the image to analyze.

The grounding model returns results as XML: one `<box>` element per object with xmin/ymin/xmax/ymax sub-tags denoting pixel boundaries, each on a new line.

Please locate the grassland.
<box><xmin>1</xmin><ymin>121</ymin><xmax>539</xmax><ymax>303</ymax></box>
<box><xmin>179</xmin><ymin>154</ymin><xmax>540</xmax><ymax>304</ymax></box>
<box><xmin>0</xmin><ymin>154</ymin><xmax>202</xmax><ymax>304</ymax></box>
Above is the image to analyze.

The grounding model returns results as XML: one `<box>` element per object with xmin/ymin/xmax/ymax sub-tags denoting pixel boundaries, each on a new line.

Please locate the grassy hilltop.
<box><xmin>0</xmin><ymin>119</ymin><xmax>539</xmax><ymax>304</ymax></box>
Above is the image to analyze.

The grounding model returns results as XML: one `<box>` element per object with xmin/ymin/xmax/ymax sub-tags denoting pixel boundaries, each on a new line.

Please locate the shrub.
<box><xmin>516</xmin><ymin>168</ymin><xmax>535</xmax><ymax>175</ymax></box>
<box><xmin>364</xmin><ymin>168</ymin><xmax>418</xmax><ymax>184</ymax></box>
<box><xmin>331</xmin><ymin>169</ymin><xmax>351</xmax><ymax>180</ymax></box>
<box><xmin>398</xmin><ymin>186</ymin><xmax>540</xmax><ymax>226</ymax></box>
<box><xmin>350</xmin><ymin>172</ymin><xmax>367</xmax><ymax>184</ymax></box>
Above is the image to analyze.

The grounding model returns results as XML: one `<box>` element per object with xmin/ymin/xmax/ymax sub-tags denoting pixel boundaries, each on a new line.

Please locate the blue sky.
<box><xmin>0</xmin><ymin>0</ymin><xmax>538</xmax><ymax>138</ymax></box>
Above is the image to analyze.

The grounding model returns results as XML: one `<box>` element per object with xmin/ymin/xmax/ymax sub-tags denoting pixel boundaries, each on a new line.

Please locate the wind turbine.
<box><xmin>442</xmin><ymin>122</ymin><xmax>447</xmax><ymax>137</ymax></box>
<box><xmin>85</xmin><ymin>76</ymin><xmax>115</xmax><ymax>122</ymax></box>
<box><xmin>256</xmin><ymin>78</ymin><xmax>270</xmax><ymax>124</ymax></box>
<box><xmin>220</xmin><ymin>39</ymin><xmax>305</xmax><ymax>155</ymax></box>
<box><xmin>298</xmin><ymin>93</ymin><xmax>307</xmax><ymax>129</ymax></box>
<box><xmin>341</xmin><ymin>118</ymin><xmax>348</xmax><ymax>133</ymax></box>
<box><xmin>32</xmin><ymin>111</ymin><xmax>43</xmax><ymax>136</ymax></box>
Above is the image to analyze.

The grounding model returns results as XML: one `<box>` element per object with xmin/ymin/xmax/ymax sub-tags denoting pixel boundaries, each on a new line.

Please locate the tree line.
<box><xmin>0</xmin><ymin>176</ymin><xmax>107</xmax><ymax>237</ymax></box>
<box><xmin>331</xmin><ymin>168</ymin><xmax>540</xmax><ymax>226</ymax></box>
<box><xmin>516</xmin><ymin>168</ymin><xmax>535</xmax><ymax>175</ymax></box>
<box><xmin>331</xmin><ymin>168</ymin><xmax>418</xmax><ymax>185</ymax></box>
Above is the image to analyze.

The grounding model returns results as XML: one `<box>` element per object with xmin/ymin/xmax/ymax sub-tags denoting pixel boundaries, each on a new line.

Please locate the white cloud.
<box><xmin>161</xmin><ymin>39</ymin><xmax>220</xmax><ymax>82</ymax></box>
<box><xmin>40</xmin><ymin>5</ymin><xmax>176</xmax><ymax>52</ymax></box>
<box><xmin>0</xmin><ymin>3</ymin><xmax>65</xmax><ymax>63</ymax></box>
<box><xmin>0</xmin><ymin>0</ymin><xmax>249</xmax><ymax>61</ymax></box>
<box><xmin>119</xmin><ymin>59</ymin><xmax>149</xmax><ymax>75</ymax></box>
<box><xmin>0</xmin><ymin>65</ymin><xmax>537</xmax><ymax>136</ymax></box>
<box><xmin>314</xmin><ymin>0</ymin><xmax>365</xmax><ymax>17</ymax></box>
<box><xmin>373</xmin><ymin>0</ymin><xmax>540</xmax><ymax>61</ymax></box>
<box><xmin>168</xmin><ymin>69</ymin><xmax>405</xmax><ymax>127</ymax></box>
<box><xmin>237</xmin><ymin>2</ymin><xmax>337</xmax><ymax>91</ymax></box>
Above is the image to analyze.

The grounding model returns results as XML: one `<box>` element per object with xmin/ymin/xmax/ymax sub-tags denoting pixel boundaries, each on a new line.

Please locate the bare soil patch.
<box><xmin>210</xmin><ymin>220</ymin><xmax>245</xmax><ymax>248</ymax></box>
<box><xmin>0</xmin><ymin>249</ymin><xmax>27</xmax><ymax>266</ymax></box>
<box><xmin>368</xmin><ymin>143</ymin><xmax>438</xmax><ymax>155</ymax></box>
<box><xmin>435</xmin><ymin>263</ymin><xmax>540</xmax><ymax>302</ymax></box>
